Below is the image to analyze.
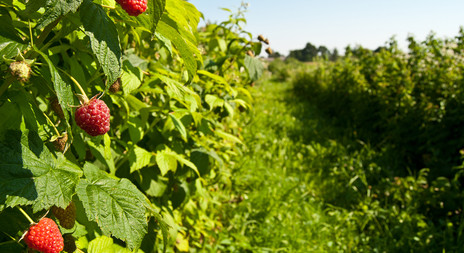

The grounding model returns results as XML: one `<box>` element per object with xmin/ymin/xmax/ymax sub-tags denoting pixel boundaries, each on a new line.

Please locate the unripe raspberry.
<box><xmin>51</xmin><ymin>201</ymin><xmax>76</xmax><ymax>229</ymax></box>
<box><xmin>246</xmin><ymin>50</ymin><xmax>254</xmax><ymax>57</ymax></box>
<box><xmin>116</xmin><ymin>0</ymin><xmax>147</xmax><ymax>16</ymax></box>
<box><xmin>24</xmin><ymin>218</ymin><xmax>64</xmax><ymax>253</ymax></box>
<box><xmin>63</xmin><ymin>234</ymin><xmax>76</xmax><ymax>253</ymax></box>
<box><xmin>109</xmin><ymin>77</ymin><xmax>121</xmax><ymax>93</ymax></box>
<box><xmin>10</xmin><ymin>61</ymin><xmax>31</xmax><ymax>82</ymax></box>
<box><xmin>50</xmin><ymin>97</ymin><xmax>65</xmax><ymax>119</ymax></box>
<box><xmin>75</xmin><ymin>98</ymin><xmax>110</xmax><ymax>136</ymax></box>
<box><xmin>53</xmin><ymin>133</ymin><xmax>68</xmax><ymax>152</ymax></box>
<box><xmin>265</xmin><ymin>47</ymin><xmax>273</xmax><ymax>55</ymax></box>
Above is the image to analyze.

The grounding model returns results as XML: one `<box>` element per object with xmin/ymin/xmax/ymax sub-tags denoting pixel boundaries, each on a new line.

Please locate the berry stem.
<box><xmin>17</xmin><ymin>207</ymin><xmax>35</xmax><ymax>224</ymax></box>
<box><xmin>43</xmin><ymin>111</ymin><xmax>61</xmax><ymax>136</ymax></box>
<box><xmin>57</xmin><ymin>67</ymin><xmax>89</xmax><ymax>104</ymax></box>
<box><xmin>100</xmin><ymin>4</ymin><xmax>116</xmax><ymax>9</ymax></box>
<box><xmin>28</xmin><ymin>19</ymin><xmax>34</xmax><ymax>47</ymax></box>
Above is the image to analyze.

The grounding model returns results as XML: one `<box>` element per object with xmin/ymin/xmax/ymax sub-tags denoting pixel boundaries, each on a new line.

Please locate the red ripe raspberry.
<box><xmin>75</xmin><ymin>98</ymin><xmax>110</xmax><ymax>136</ymax></box>
<box><xmin>116</xmin><ymin>0</ymin><xmax>147</xmax><ymax>16</ymax></box>
<box><xmin>24</xmin><ymin>218</ymin><xmax>64</xmax><ymax>253</ymax></box>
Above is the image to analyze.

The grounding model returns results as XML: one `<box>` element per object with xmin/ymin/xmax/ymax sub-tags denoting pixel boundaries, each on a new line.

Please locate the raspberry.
<box><xmin>116</xmin><ymin>0</ymin><xmax>147</xmax><ymax>16</ymax></box>
<box><xmin>109</xmin><ymin>77</ymin><xmax>121</xmax><ymax>93</ymax></box>
<box><xmin>53</xmin><ymin>133</ymin><xmax>68</xmax><ymax>152</ymax></box>
<box><xmin>51</xmin><ymin>201</ymin><xmax>76</xmax><ymax>229</ymax></box>
<box><xmin>75</xmin><ymin>98</ymin><xmax>110</xmax><ymax>136</ymax></box>
<box><xmin>265</xmin><ymin>47</ymin><xmax>273</xmax><ymax>55</ymax></box>
<box><xmin>9</xmin><ymin>61</ymin><xmax>31</xmax><ymax>82</ymax></box>
<box><xmin>24</xmin><ymin>218</ymin><xmax>64</xmax><ymax>253</ymax></box>
<box><xmin>50</xmin><ymin>97</ymin><xmax>65</xmax><ymax>119</ymax></box>
<box><xmin>63</xmin><ymin>234</ymin><xmax>76</xmax><ymax>253</ymax></box>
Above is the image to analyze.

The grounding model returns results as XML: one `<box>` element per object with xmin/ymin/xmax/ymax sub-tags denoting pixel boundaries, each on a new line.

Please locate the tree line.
<box><xmin>269</xmin><ymin>42</ymin><xmax>340</xmax><ymax>62</ymax></box>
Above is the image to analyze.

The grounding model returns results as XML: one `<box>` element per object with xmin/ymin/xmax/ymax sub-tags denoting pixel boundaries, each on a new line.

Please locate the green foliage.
<box><xmin>0</xmin><ymin>1</ymin><xmax>263</xmax><ymax>252</ymax></box>
<box><xmin>287</xmin><ymin>32</ymin><xmax>464</xmax><ymax>251</ymax></box>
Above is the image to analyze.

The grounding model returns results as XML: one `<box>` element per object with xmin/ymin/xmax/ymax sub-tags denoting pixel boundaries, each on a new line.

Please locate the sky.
<box><xmin>189</xmin><ymin>0</ymin><xmax>464</xmax><ymax>55</ymax></box>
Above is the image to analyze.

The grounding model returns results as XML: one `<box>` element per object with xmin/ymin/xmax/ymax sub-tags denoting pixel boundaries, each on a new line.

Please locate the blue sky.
<box><xmin>189</xmin><ymin>0</ymin><xmax>464</xmax><ymax>55</ymax></box>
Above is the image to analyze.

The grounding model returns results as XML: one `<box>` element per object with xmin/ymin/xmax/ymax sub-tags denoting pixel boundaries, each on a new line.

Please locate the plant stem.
<box><xmin>28</xmin><ymin>20</ymin><xmax>34</xmax><ymax>47</ymax></box>
<box><xmin>56</xmin><ymin>67</ymin><xmax>89</xmax><ymax>103</ymax></box>
<box><xmin>100</xmin><ymin>4</ymin><xmax>115</xmax><ymax>9</ymax></box>
<box><xmin>17</xmin><ymin>207</ymin><xmax>34</xmax><ymax>224</ymax></box>
<box><xmin>43</xmin><ymin>111</ymin><xmax>61</xmax><ymax>136</ymax></box>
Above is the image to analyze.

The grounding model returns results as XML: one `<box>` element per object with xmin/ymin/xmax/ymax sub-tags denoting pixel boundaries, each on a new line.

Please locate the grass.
<box><xmin>202</xmin><ymin>70</ymin><xmax>463</xmax><ymax>252</ymax></box>
<box><xmin>212</xmin><ymin>76</ymin><xmax>361</xmax><ymax>252</ymax></box>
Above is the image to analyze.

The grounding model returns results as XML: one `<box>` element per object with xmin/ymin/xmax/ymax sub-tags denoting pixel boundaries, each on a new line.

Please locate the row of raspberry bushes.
<box><xmin>0</xmin><ymin>0</ymin><xmax>263</xmax><ymax>252</ymax></box>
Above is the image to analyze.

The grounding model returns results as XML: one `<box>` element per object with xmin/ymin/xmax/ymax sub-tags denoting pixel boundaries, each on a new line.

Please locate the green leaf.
<box><xmin>224</xmin><ymin>101</ymin><xmax>234</xmax><ymax>118</ymax></box>
<box><xmin>126</xmin><ymin>95</ymin><xmax>147</xmax><ymax>111</ymax></box>
<box><xmin>0</xmin><ymin>36</ymin><xmax>27</xmax><ymax>64</ymax></box>
<box><xmin>136</xmin><ymin>168</ymin><xmax>168</xmax><ymax>197</ymax></box>
<box><xmin>244</xmin><ymin>55</ymin><xmax>264</xmax><ymax>81</ymax></box>
<box><xmin>0</xmin><ymin>101</ymin><xmax>22</xmax><ymax>139</ymax></box>
<box><xmin>216</xmin><ymin>129</ymin><xmax>243</xmax><ymax>144</ymax></box>
<box><xmin>80</xmin><ymin>0</ymin><xmax>122</xmax><ymax>85</ymax></box>
<box><xmin>156</xmin><ymin>148</ymin><xmax>177</xmax><ymax>176</ymax></box>
<box><xmin>129</xmin><ymin>145</ymin><xmax>153</xmax><ymax>173</ymax></box>
<box><xmin>37</xmin><ymin>0</ymin><xmax>83</xmax><ymax>29</ymax></box>
<box><xmin>197</xmin><ymin>70</ymin><xmax>228</xmax><ymax>85</ymax></box>
<box><xmin>0</xmin><ymin>10</ymin><xmax>27</xmax><ymax>62</ymax></box>
<box><xmin>87</xmin><ymin>235</ymin><xmax>114</xmax><ymax>253</ymax></box>
<box><xmin>169</xmin><ymin>113</ymin><xmax>187</xmax><ymax>141</ymax></box>
<box><xmin>121</xmin><ymin>60</ymin><xmax>142</xmax><ymax>95</ymax></box>
<box><xmin>22</xmin><ymin>0</ymin><xmax>47</xmax><ymax>18</ymax></box>
<box><xmin>35</xmin><ymin>49</ymin><xmax>74</xmax><ymax>122</ymax></box>
<box><xmin>128</xmin><ymin>116</ymin><xmax>144</xmax><ymax>143</ymax></box>
<box><xmin>76</xmin><ymin>163</ymin><xmax>148</xmax><ymax>250</ymax></box>
<box><xmin>157</xmin><ymin>0</ymin><xmax>202</xmax><ymax>80</ymax></box>
<box><xmin>171</xmin><ymin>153</ymin><xmax>200</xmax><ymax>177</ymax></box>
<box><xmin>0</xmin><ymin>130</ymin><xmax>82</xmax><ymax>212</ymax></box>
<box><xmin>147</xmin><ymin>0</ymin><xmax>166</xmax><ymax>32</ymax></box>
<box><xmin>205</xmin><ymin>94</ymin><xmax>224</xmax><ymax>110</ymax></box>
<box><xmin>87</xmin><ymin>134</ymin><xmax>115</xmax><ymax>175</ymax></box>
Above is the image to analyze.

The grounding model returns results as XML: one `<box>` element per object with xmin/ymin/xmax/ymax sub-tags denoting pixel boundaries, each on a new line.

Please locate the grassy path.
<box><xmin>218</xmin><ymin>78</ymin><xmax>362</xmax><ymax>252</ymax></box>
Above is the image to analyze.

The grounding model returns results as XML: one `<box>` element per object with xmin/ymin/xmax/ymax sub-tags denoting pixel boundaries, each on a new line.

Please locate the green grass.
<box><xmin>214</xmin><ymin>77</ymin><xmax>359</xmax><ymax>252</ymax></box>
<box><xmin>206</xmin><ymin>73</ymin><xmax>462</xmax><ymax>252</ymax></box>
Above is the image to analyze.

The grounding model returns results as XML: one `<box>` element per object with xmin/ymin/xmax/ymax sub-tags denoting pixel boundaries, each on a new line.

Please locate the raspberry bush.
<box><xmin>0</xmin><ymin>0</ymin><xmax>263</xmax><ymax>252</ymax></box>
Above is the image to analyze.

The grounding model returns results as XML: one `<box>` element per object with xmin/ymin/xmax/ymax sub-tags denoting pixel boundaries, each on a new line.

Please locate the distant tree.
<box><xmin>268</xmin><ymin>51</ymin><xmax>282</xmax><ymax>58</ymax></box>
<box><xmin>318</xmin><ymin>46</ymin><xmax>330</xmax><ymax>59</ymax></box>
<box><xmin>289</xmin><ymin>42</ymin><xmax>319</xmax><ymax>62</ymax></box>
<box><xmin>330</xmin><ymin>48</ymin><xmax>339</xmax><ymax>61</ymax></box>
